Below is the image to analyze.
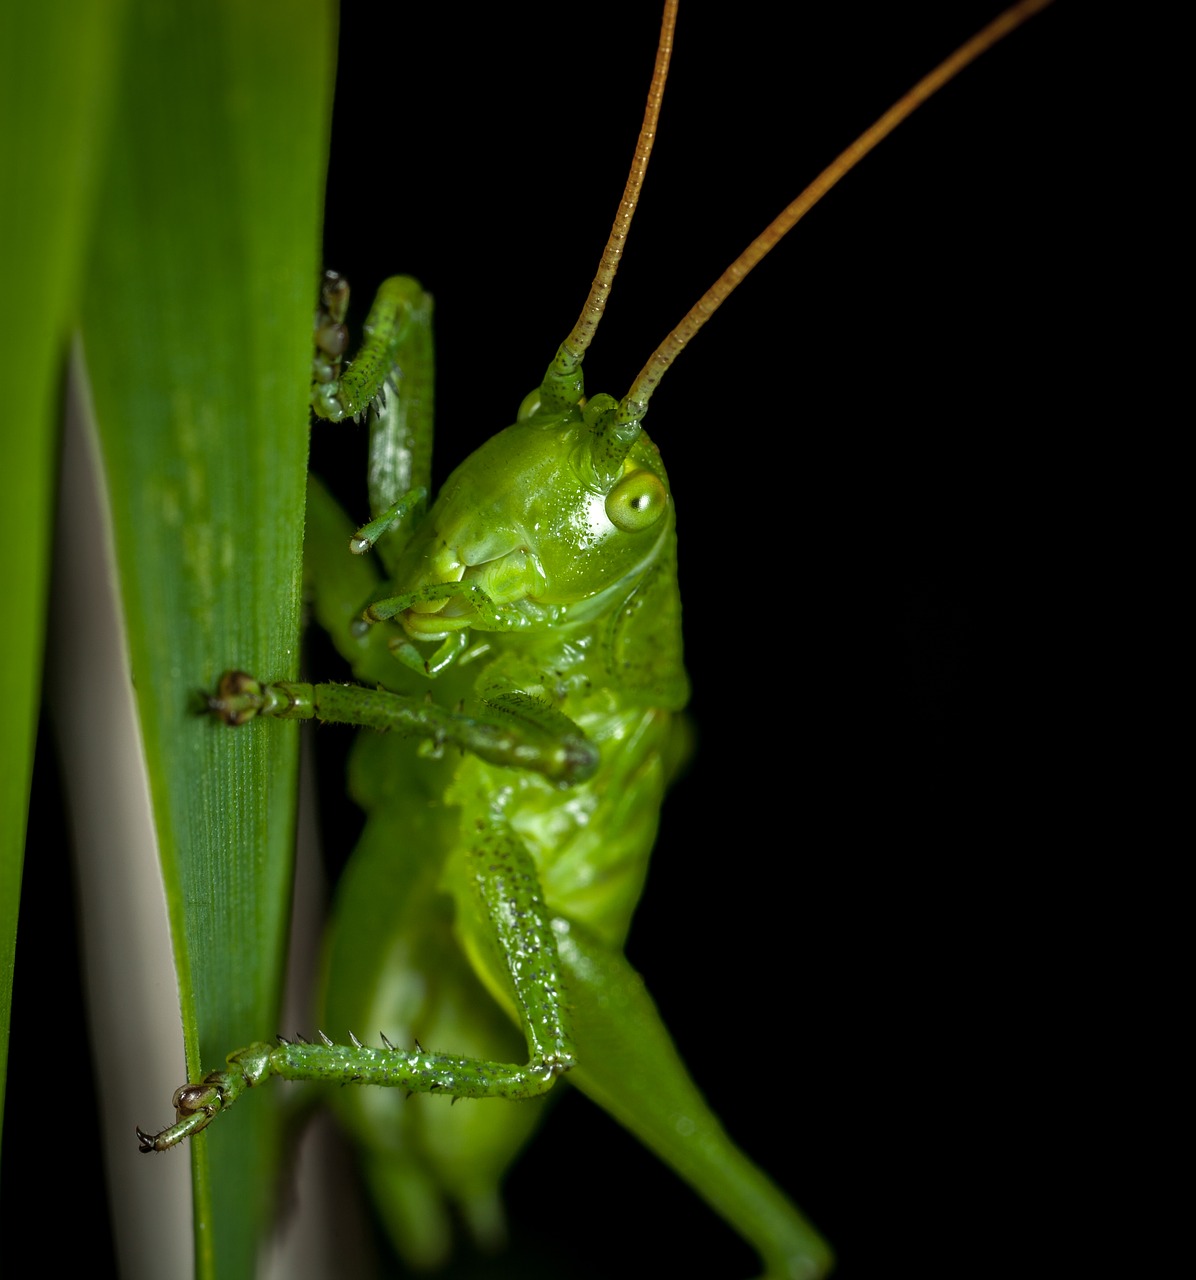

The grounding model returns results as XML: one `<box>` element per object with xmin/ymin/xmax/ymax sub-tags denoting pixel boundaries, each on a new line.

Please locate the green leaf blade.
<box><xmin>80</xmin><ymin>2</ymin><xmax>335</xmax><ymax>1275</ymax></box>
<box><xmin>0</xmin><ymin>0</ymin><xmax>125</xmax><ymax>1167</ymax></box>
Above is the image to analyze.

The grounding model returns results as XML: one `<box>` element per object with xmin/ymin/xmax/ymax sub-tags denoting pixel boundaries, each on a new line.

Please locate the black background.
<box><xmin>313</xmin><ymin>2</ymin><xmax>1082</xmax><ymax>1274</ymax></box>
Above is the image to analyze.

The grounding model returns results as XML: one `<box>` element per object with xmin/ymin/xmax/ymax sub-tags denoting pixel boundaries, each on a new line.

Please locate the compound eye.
<box><xmin>605</xmin><ymin>470</ymin><xmax>668</xmax><ymax>533</ymax></box>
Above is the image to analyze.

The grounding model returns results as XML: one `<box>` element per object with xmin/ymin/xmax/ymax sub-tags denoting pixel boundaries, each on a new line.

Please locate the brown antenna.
<box><xmin>563</xmin><ymin>0</ymin><xmax>677</xmax><ymax>362</ymax></box>
<box><xmin>538</xmin><ymin>0</ymin><xmax>677</xmax><ymax>414</ymax></box>
<box><xmin>623</xmin><ymin>0</ymin><xmax>1054</xmax><ymax>419</ymax></box>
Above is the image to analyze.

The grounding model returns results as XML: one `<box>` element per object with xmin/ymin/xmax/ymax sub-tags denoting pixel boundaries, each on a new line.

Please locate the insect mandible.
<box><xmin>134</xmin><ymin>2</ymin><xmax>1059</xmax><ymax>1275</ymax></box>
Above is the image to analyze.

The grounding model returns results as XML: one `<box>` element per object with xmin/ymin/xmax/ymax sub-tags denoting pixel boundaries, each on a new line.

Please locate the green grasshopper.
<box><xmin>134</xmin><ymin>2</ymin><xmax>1056</xmax><ymax>1274</ymax></box>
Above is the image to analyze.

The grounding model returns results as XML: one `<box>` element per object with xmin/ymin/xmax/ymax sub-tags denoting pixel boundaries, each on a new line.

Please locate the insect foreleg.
<box><xmin>311</xmin><ymin>274</ymin><xmax>430</xmax><ymax>431</ymax></box>
<box><xmin>312</xmin><ymin>273</ymin><xmax>435</xmax><ymax>575</ymax></box>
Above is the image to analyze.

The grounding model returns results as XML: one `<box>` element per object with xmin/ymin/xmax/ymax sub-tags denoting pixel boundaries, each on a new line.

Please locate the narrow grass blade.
<box><xmin>80</xmin><ymin>2</ymin><xmax>334</xmax><ymax>1274</ymax></box>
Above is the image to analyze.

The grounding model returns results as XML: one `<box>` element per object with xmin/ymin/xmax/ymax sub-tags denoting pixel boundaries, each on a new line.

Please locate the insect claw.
<box><xmin>349</xmin><ymin>1030</ymin><xmax>363</xmax><ymax>1049</ymax></box>
<box><xmin>318</xmin><ymin>1029</ymin><xmax>333</xmax><ymax>1046</ymax></box>
<box><xmin>207</xmin><ymin>670</ymin><xmax>267</xmax><ymax>726</ymax></box>
<box><xmin>136</xmin><ymin>1126</ymin><xmax>158</xmax><ymax>1153</ymax></box>
<box><xmin>319</xmin><ymin>269</ymin><xmax>348</xmax><ymax>317</ymax></box>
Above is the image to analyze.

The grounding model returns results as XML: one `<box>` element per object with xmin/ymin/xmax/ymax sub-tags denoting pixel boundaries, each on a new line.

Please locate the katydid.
<box><xmin>135</xmin><ymin>2</ymin><xmax>1057</xmax><ymax>1275</ymax></box>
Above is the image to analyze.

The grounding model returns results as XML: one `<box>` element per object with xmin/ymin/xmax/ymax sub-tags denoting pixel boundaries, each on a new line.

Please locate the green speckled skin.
<box><xmin>140</xmin><ymin>274</ymin><xmax>831</xmax><ymax>1277</ymax></box>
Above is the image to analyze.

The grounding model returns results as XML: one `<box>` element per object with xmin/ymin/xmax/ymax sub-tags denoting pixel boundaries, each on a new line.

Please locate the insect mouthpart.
<box><xmin>395</xmin><ymin>548</ymin><xmax>551</xmax><ymax>637</ymax></box>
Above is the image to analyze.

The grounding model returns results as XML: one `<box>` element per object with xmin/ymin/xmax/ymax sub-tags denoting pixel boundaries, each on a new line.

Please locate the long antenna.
<box><xmin>538</xmin><ymin>0</ymin><xmax>677</xmax><ymax>419</ymax></box>
<box><xmin>623</xmin><ymin>0</ymin><xmax>1053</xmax><ymax>418</ymax></box>
<box><xmin>561</xmin><ymin>0</ymin><xmax>677</xmax><ymax>364</ymax></box>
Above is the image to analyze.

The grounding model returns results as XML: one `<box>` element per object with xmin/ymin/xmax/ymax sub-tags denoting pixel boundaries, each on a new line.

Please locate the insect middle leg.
<box><xmin>207</xmin><ymin>669</ymin><xmax>597</xmax><ymax>785</ymax></box>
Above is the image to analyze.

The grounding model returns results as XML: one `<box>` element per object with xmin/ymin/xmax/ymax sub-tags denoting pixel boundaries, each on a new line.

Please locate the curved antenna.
<box><xmin>623</xmin><ymin>0</ymin><xmax>1053</xmax><ymax>421</ymax></box>
<box><xmin>539</xmin><ymin>0</ymin><xmax>676</xmax><ymax>417</ymax></box>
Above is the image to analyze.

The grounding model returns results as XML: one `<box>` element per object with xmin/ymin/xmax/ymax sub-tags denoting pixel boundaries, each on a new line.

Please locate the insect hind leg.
<box><xmin>138</xmin><ymin>812</ymin><xmax>575</xmax><ymax>1152</ymax></box>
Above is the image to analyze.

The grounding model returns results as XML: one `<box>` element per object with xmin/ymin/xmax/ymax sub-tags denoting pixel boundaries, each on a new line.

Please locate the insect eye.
<box><xmin>605</xmin><ymin>470</ymin><xmax>667</xmax><ymax>533</ymax></box>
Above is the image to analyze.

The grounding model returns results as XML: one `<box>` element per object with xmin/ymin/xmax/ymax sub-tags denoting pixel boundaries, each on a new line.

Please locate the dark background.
<box><xmin>10</xmin><ymin>3</ymin><xmax>1085</xmax><ymax>1276</ymax></box>
<box><xmin>314</xmin><ymin>2</ymin><xmax>1081</xmax><ymax>1274</ymax></box>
